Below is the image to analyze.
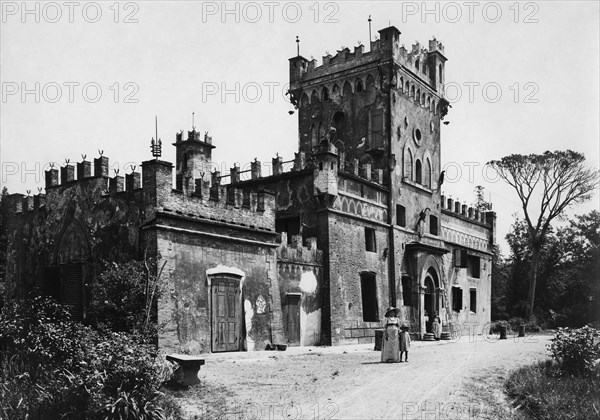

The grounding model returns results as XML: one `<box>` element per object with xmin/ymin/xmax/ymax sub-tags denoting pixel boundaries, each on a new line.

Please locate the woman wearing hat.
<box><xmin>381</xmin><ymin>307</ymin><xmax>400</xmax><ymax>363</ymax></box>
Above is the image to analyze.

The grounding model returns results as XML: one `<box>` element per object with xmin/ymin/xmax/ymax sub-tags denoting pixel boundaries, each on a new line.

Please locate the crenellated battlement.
<box><xmin>277</xmin><ymin>233</ymin><xmax>323</xmax><ymax>264</ymax></box>
<box><xmin>441</xmin><ymin>194</ymin><xmax>493</xmax><ymax>225</ymax></box>
<box><xmin>290</xmin><ymin>26</ymin><xmax>446</xmax><ymax>92</ymax></box>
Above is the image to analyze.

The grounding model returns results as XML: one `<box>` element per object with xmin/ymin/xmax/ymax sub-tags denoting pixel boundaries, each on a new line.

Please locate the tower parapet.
<box><xmin>289</xmin><ymin>26</ymin><xmax>446</xmax><ymax>94</ymax></box>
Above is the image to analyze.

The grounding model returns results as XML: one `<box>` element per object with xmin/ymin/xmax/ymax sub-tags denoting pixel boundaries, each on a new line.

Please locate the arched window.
<box><xmin>310</xmin><ymin>90</ymin><xmax>320</xmax><ymax>104</ymax></box>
<box><xmin>405</xmin><ymin>148</ymin><xmax>413</xmax><ymax>181</ymax></box>
<box><xmin>439</xmin><ymin>64</ymin><xmax>443</xmax><ymax>83</ymax></box>
<box><xmin>416</xmin><ymin>89</ymin><xmax>421</xmax><ymax>104</ymax></box>
<box><xmin>399</xmin><ymin>77</ymin><xmax>404</xmax><ymax>92</ymax></box>
<box><xmin>410</xmin><ymin>85</ymin><xmax>415</xmax><ymax>99</ymax></box>
<box><xmin>415</xmin><ymin>159</ymin><xmax>422</xmax><ymax>184</ymax></box>
<box><xmin>310</xmin><ymin>123</ymin><xmax>317</xmax><ymax>147</ymax></box>
<box><xmin>322</xmin><ymin>87</ymin><xmax>329</xmax><ymax>101</ymax></box>
<box><xmin>421</xmin><ymin>93</ymin><xmax>425</xmax><ymax>106</ymax></box>
<box><xmin>405</xmin><ymin>80</ymin><xmax>410</xmax><ymax>93</ymax></box>
<box><xmin>356</xmin><ymin>79</ymin><xmax>363</xmax><ymax>93</ymax></box>
<box><xmin>425</xmin><ymin>158</ymin><xmax>432</xmax><ymax>188</ymax></box>
<box><xmin>366</xmin><ymin>74</ymin><xmax>375</xmax><ymax>90</ymax></box>
<box><xmin>333</xmin><ymin>111</ymin><xmax>345</xmax><ymax>139</ymax></box>
<box><xmin>343</xmin><ymin>81</ymin><xmax>353</xmax><ymax>96</ymax></box>
<box><xmin>300</xmin><ymin>93</ymin><xmax>309</xmax><ymax>107</ymax></box>
<box><xmin>415</xmin><ymin>58</ymin><xmax>420</xmax><ymax>70</ymax></box>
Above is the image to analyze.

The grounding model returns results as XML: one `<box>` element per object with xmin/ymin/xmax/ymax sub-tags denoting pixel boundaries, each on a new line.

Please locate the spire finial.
<box><xmin>296</xmin><ymin>36</ymin><xmax>300</xmax><ymax>57</ymax></box>
<box><xmin>368</xmin><ymin>15</ymin><xmax>372</xmax><ymax>46</ymax></box>
<box><xmin>192</xmin><ymin>111</ymin><xmax>196</xmax><ymax>131</ymax></box>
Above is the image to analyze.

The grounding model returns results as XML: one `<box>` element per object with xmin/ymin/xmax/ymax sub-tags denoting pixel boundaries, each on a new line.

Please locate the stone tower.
<box><xmin>288</xmin><ymin>25</ymin><xmax>450</xmax><ymax>236</ymax></box>
<box><xmin>172</xmin><ymin>129</ymin><xmax>215</xmax><ymax>193</ymax></box>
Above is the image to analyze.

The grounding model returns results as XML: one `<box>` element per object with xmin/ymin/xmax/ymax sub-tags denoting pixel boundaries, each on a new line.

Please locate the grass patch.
<box><xmin>505</xmin><ymin>360</ymin><xmax>600</xmax><ymax>419</ymax></box>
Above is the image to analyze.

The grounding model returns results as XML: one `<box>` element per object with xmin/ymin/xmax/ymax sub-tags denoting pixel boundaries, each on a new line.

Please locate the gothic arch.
<box><xmin>341</xmin><ymin>197</ymin><xmax>349</xmax><ymax>213</ymax></box>
<box><xmin>332</xmin><ymin>84</ymin><xmax>340</xmax><ymax>101</ymax></box>
<box><xmin>342</xmin><ymin>81</ymin><xmax>353</xmax><ymax>96</ymax></box>
<box><xmin>404</xmin><ymin>145</ymin><xmax>414</xmax><ymax>181</ymax></box>
<box><xmin>355</xmin><ymin>78</ymin><xmax>364</xmax><ymax>93</ymax></box>
<box><xmin>310</xmin><ymin>90</ymin><xmax>320</xmax><ymax>104</ymax></box>
<box><xmin>365</xmin><ymin>74</ymin><xmax>375</xmax><ymax>90</ymax></box>
<box><xmin>415</xmin><ymin>159</ymin><xmax>422</xmax><ymax>184</ymax></box>
<box><xmin>54</xmin><ymin>217</ymin><xmax>92</xmax><ymax>264</ymax></box>
<box><xmin>300</xmin><ymin>92</ymin><xmax>309</xmax><ymax>108</ymax></box>
<box><xmin>321</xmin><ymin>86</ymin><xmax>329</xmax><ymax>101</ymax></box>
<box><xmin>310</xmin><ymin>123</ymin><xmax>317</xmax><ymax>147</ymax></box>
<box><xmin>420</xmin><ymin>255</ymin><xmax>442</xmax><ymax>288</ymax></box>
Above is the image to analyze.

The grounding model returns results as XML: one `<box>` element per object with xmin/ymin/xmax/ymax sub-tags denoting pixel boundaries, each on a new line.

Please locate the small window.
<box><xmin>276</xmin><ymin>216</ymin><xmax>301</xmax><ymax>244</ymax></box>
<box><xmin>470</xmin><ymin>289</ymin><xmax>477</xmax><ymax>313</ymax></box>
<box><xmin>452</xmin><ymin>287</ymin><xmax>463</xmax><ymax>312</ymax></box>
<box><xmin>415</xmin><ymin>159</ymin><xmax>422</xmax><ymax>184</ymax></box>
<box><xmin>396</xmin><ymin>205</ymin><xmax>406</xmax><ymax>227</ymax></box>
<box><xmin>402</xmin><ymin>276</ymin><xmax>412</xmax><ymax>306</ymax></box>
<box><xmin>365</xmin><ymin>227</ymin><xmax>376</xmax><ymax>252</ymax></box>
<box><xmin>429</xmin><ymin>215</ymin><xmax>438</xmax><ymax>236</ymax></box>
<box><xmin>360</xmin><ymin>272</ymin><xmax>379</xmax><ymax>322</ymax></box>
<box><xmin>467</xmin><ymin>255</ymin><xmax>481</xmax><ymax>278</ymax></box>
<box><xmin>453</xmin><ymin>249</ymin><xmax>468</xmax><ymax>268</ymax></box>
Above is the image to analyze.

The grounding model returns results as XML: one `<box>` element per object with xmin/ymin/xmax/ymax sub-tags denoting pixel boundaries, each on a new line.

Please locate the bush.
<box><xmin>0</xmin><ymin>294</ymin><xmax>180</xmax><ymax>419</ymax></box>
<box><xmin>489</xmin><ymin>320</ymin><xmax>510</xmax><ymax>334</ymax></box>
<box><xmin>506</xmin><ymin>360</ymin><xmax>600</xmax><ymax>419</ymax></box>
<box><xmin>547</xmin><ymin>326</ymin><xmax>600</xmax><ymax>376</ymax></box>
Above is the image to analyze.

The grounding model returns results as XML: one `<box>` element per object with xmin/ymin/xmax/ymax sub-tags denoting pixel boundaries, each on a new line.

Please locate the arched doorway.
<box><xmin>424</xmin><ymin>276</ymin><xmax>435</xmax><ymax>332</ymax></box>
<box><xmin>422</xmin><ymin>267</ymin><xmax>441</xmax><ymax>334</ymax></box>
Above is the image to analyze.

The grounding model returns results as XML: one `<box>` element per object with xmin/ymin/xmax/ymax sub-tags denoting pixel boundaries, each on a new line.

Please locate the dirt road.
<box><xmin>173</xmin><ymin>334</ymin><xmax>550</xmax><ymax>419</ymax></box>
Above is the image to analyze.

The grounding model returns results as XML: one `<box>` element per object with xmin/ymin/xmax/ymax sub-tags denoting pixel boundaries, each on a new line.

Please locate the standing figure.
<box><xmin>424</xmin><ymin>310</ymin><xmax>430</xmax><ymax>333</ymax></box>
<box><xmin>432</xmin><ymin>311</ymin><xmax>441</xmax><ymax>340</ymax></box>
<box><xmin>399</xmin><ymin>325</ymin><xmax>411</xmax><ymax>362</ymax></box>
<box><xmin>380</xmin><ymin>307</ymin><xmax>400</xmax><ymax>363</ymax></box>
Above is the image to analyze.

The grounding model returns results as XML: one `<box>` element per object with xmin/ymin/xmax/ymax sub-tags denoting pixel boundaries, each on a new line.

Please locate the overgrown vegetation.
<box><xmin>491</xmin><ymin>210</ymin><xmax>600</xmax><ymax>329</ymax></box>
<box><xmin>0</xmin><ymin>257</ymin><xmax>182</xmax><ymax>420</ymax></box>
<box><xmin>0</xmin><ymin>294</ymin><xmax>182</xmax><ymax>419</ymax></box>
<box><xmin>505</xmin><ymin>326</ymin><xmax>600</xmax><ymax>419</ymax></box>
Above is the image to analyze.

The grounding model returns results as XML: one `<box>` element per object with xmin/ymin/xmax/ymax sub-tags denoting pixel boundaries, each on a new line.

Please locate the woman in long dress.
<box><xmin>381</xmin><ymin>307</ymin><xmax>400</xmax><ymax>363</ymax></box>
<box><xmin>432</xmin><ymin>311</ymin><xmax>441</xmax><ymax>340</ymax></box>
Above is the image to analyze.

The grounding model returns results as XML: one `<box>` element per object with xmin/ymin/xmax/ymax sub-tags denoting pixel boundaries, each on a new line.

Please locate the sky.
<box><xmin>1</xmin><ymin>0</ymin><xmax>599</xmax><ymax>254</ymax></box>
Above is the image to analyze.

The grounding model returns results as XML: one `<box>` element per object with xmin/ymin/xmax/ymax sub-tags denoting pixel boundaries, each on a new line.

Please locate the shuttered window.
<box><xmin>62</xmin><ymin>263</ymin><xmax>84</xmax><ymax>321</ymax></box>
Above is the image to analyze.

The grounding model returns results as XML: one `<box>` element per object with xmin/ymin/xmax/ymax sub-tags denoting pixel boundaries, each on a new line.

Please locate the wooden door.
<box><xmin>62</xmin><ymin>263</ymin><xmax>84</xmax><ymax>321</ymax></box>
<box><xmin>286</xmin><ymin>295</ymin><xmax>301</xmax><ymax>346</ymax></box>
<box><xmin>211</xmin><ymin>277</ymin><xmax>241</xmax><ymax>352</ymax></box>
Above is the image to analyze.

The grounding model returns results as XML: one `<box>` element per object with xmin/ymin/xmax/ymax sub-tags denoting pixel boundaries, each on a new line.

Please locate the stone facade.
<box><xmin>5</xmin><ymin>26</ymin><xmax>495</xmax><ymax>353</ymax></box>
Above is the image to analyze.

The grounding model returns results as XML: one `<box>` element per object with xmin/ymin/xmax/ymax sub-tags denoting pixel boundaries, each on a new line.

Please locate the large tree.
<box><xmin>488</xmin><ymin>150</ymin><xmax>599</xmax><ymax>319</ymax></box>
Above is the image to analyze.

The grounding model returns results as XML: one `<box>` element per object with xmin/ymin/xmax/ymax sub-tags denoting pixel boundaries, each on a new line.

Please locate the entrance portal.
<box><xmin>285</xmin><ymin>294</ymin><xmax>301</xmax><ymax>346</ymax></box>
<box><xmin>211</xmin><ymin>276</ymin><xmax>241</xmax><ymax>352</ymax></box>
<box><xmin>424</xmin><ymin>276</ymin><xmax>435</xmax><ymax>333</ymax></box>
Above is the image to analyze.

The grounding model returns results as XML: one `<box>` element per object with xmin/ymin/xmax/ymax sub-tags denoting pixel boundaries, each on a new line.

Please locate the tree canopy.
<box><xmin>488</xmin><ymin>150</ymin><xmax>599</xmax><ymax>319</ymax></box>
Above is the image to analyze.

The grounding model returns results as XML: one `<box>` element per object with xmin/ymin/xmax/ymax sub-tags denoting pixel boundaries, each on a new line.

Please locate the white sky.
<box><xmin>1</xmin><ymin>1</ymin><xmax>599</xmax><ymax>254</ymax></box>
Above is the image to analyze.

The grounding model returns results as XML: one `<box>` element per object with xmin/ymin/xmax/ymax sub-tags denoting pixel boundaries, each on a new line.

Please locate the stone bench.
<box><xmin>166</xmin><ymin>354</ymin><xmax>205</xmax><ymax>386</ymax></box>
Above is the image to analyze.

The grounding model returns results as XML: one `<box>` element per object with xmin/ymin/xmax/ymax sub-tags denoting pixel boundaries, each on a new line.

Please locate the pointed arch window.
<box><xmin>415</xmin><ymin>159</ymin><xmax>422</xmax><ymax>184</ymax></box>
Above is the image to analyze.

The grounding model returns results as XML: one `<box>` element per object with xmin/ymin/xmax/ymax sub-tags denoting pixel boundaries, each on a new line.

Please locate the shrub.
<box><xmin>506</xmin><ymin>360</ymin><xmax>600</xmax><ymax>419</ymax></box>
<box><xmin>0</xmin><ymin>294</ymin><xmax>179</xmax><ymax>419</ymax></box>
<box><xmin>547</xmin><ymin>326</ymin><xmax>600</xmax><ymax>376</ymax></box>
<box><xmin>489</xmin><ymin>320</ymin><xmax>510</xmax><ymax>334</ymax></box>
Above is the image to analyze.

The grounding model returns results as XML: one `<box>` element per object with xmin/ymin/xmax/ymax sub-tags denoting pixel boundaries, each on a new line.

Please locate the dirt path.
<box><xmin>172</xmin><ymin>334</ymin><xmax>550</xmax><ymax>419</ymax></box>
